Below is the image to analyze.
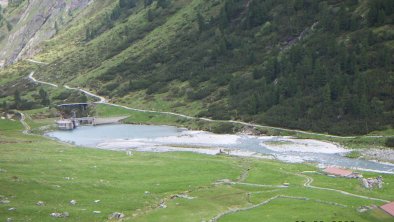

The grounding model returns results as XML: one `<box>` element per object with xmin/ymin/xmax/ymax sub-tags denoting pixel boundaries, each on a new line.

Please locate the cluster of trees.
<box><xmin>0</xmin><ymin>87</ymin><xmax>89</xmax><ymax>111</ymax></box>
<box><xmin>367</xmin><ymin>0</ymin><xmax>394</xmax><ymax>26</ymax></box>
<box><xmin>85</xmin><ymin>0</ymin><xmax>171</xmax><ymax>40</ymax></box>
<box><xmin>86</xmin><ymin>0</ymin><xmax>138</xmax><ymax>40</ymax></box>
<box><xmin>8</xmin><ymin>0</ymin><xmax>25</xmax><ymax>7</ymax></box>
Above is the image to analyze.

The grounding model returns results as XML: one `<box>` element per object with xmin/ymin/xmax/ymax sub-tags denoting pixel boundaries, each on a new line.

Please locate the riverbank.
<box><xmin>362</xmin><ymin>149</ymin><xmax>394</xmax><ymax>164</ymax></box>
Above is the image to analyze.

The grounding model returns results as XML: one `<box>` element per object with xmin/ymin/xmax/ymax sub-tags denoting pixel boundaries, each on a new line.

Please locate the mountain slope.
<box><xmin>1</xmin><ymin>0</ymin><xmax>394</xmax><ymax>135</ymax></box>
<box><xmin>0</xmin><ymin>0</ymin><xmax>94</xmax><ymax>67</ymax></box>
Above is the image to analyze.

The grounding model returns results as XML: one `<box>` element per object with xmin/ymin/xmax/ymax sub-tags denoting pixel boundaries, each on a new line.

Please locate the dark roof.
<box><xmin>57</xmin><ymin>103</ymin><xmax>89</xmax><ymax>107</ymax></box>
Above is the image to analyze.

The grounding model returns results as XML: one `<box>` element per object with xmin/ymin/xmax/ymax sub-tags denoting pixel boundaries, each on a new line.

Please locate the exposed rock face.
<box><xmin>0</xmin><ymin>0</ymin><xmax>92</xmax><ymax>67</ymax></box>
<box><xmin>0</xmin><ymin>0</ymin><xmax>8</xmax><ymax>7</ymax></box>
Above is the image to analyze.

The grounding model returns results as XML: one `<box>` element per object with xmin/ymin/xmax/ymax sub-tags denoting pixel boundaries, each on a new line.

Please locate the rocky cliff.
<box><xmin>0</xmin><ymin>0</ymin><xmax>8</xmax><ymax>7</ymax></box>
<box><xmin>0</xmin><ymin>0</ymin><xmax>92</xmax><ymax>67</ymax></box>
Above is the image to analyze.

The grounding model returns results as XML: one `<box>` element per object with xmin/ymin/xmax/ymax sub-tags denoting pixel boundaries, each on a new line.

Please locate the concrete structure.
<box><xmin>56</xmin><ymin>119</ymin><xmax>76</xmax><ymax>130</ymax></box>
<box><xmin>380</xmin><ymin>202</ymin><xmax>394</xmax><ymax>217</ymax></box>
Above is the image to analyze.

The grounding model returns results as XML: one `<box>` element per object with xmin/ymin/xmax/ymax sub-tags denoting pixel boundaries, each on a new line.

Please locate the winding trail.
<box><xmin>26</xmin><ymin>62</ymin><xmax>387</xmax><ymax>140</ymax></box>
<box><xmin>209</xmin><ymin>195</ymin><xmax>348</xmax><ymax>222</ymax></box>
<box><xmin>297</xmin><ymin>171</ymin><xmax>390</xmax><ymax>203</ymax></box>
<box><xmin>208</xmin><ymin>169</ymin><xmax>390</xmax><ymax>221</ymax></box>
<box><xmin>29</xmin><ymin>71</ymin><xmax>58</xmax><ymax>88</ymax></box>
<box><xmin>26</xmin><ymin>59</ymin><xmax>49</xmax><ymax>65</ymax></box>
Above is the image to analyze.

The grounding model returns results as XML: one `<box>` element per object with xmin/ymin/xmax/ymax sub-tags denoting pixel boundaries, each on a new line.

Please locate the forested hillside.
<box><xmin>2</xmin><ymin>0</ymin><xmax>394</xmax><ymax>135</ymax></box>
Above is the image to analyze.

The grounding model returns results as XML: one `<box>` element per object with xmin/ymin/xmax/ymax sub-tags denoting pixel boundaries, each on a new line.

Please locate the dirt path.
<box><xmin>297</xmin><ymin>172</ymin><xmax>389</xmax><ymax>203</ymax></box>
<box><xmin>29</xmin><ymin>71</ymin><xmax>58</xmax><ymax>88</ymax></box>
<box><xmin>209</xmin><ymin>170</ymin><xmax>389</xmax><ymax>221</ymax></box>
<box><xmin>26</xmin><ymin>59</ymin><xmax>49</xmax><ymax>65</ymax></box>
<box><xmin>209</xmin><ymin>195</ymin><xmax>347</xmax><ymax>222</ymax></box>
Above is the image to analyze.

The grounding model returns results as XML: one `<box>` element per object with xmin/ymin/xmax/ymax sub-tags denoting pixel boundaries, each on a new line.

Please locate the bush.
<box><xmin>385</xmin><ymin>137</ymin><xmax>394</xmax><ymax>148</ymax></box>
<box><xmin>211</xmin><ymin>123</ymin><xmax>235</xmax><ymax>134</ymax></box>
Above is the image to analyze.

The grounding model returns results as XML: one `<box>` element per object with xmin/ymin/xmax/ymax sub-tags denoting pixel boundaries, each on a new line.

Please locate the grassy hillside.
<box><xmin>1</xmin><ymin>117</ymin><xmax>394</xmax><ymax>221</ymax></box>
<box><xmin>1</xmin><ymin>0</ymin><xmax>393</xmax><ymax>136</ymax></box>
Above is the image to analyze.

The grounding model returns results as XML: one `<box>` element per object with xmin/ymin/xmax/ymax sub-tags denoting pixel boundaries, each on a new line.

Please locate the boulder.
<box><xmin>108</xmin><ymin>212</ymin><xmax>125</xmax><ymax>220</ymax></box>
<box><xmin>0</xmin><ymin>199</ymin><xmax>10</xmax><ymax>204</ymax></box>
<box><xmin>36</xmin><ymin>201</ymin><xmax>45</xmax><ymax>206</ymax></box>
<box><xmin>70</xmin><ymin>200</ymin><xmax>77</xmax><ymax>205</ymax></box>
<box><xmin>50</xmin><ymin>212</ymin><xmax>69</xmax><ymax>218</ymax></box>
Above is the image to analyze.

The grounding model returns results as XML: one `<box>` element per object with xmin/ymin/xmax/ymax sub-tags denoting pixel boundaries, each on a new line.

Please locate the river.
<box><xmin>46</xmin><ymin>124</ymin><xmax>394</xmax><ymax>174</ymax></box>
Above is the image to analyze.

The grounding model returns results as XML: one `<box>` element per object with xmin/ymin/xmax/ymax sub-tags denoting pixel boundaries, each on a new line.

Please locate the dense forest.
<box><xmin>6</xmin><ymin>0</ymin><xmax>394</xmax><ymax>135</ymax></box>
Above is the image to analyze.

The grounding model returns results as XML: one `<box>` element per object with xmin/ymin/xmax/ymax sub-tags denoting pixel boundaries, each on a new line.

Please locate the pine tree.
<box><xmin>39</xmin><ymin>88</ymin><xmax>50</xmax><ymax>106</ymax></box>
<box><xmin>157</xmin><ymin>0</ymin><xmax>169</xmax><ymax>8</ymax></box>
<box><xmin>2</xmin><ymin>101</ymin><xmax>8</xmax><ymax>112</ymax></box>
<box><xmin>144</xmin><ymin>0</ymin><xmax>153</xmax><ymax>7</ymax></box>
<box><xmin>14</xmin><ymin>90</ymin><xmax>22</xmax><ymax>109</ymax></box>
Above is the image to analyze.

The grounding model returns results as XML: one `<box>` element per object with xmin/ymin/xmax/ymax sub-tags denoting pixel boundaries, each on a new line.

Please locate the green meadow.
<box><xmin>0</xmin><ymin>116</ymin><xmax>393</xmax><ymax>221</ymax></box>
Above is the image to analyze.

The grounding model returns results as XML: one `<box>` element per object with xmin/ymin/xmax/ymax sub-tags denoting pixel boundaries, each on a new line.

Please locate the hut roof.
<box><xmin>381</xmin><ymin>202</ymin><xmax>394</xmax><ymax>217</ymax></box>
<box><xmin>323</xmin><ymin>167</ymin><xmax>353</xmax><ymax>177</ymax></box>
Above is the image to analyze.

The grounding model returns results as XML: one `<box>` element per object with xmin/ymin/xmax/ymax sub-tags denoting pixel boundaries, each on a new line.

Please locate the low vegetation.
<box><xmin>385</xmin><ymin>137</ymin><xmax>394</xmax><ymax>148</ymax></box>
<box><xmin>0</xmin><ymin>118</ymin><xmax>394</xmax><ymax>221</ymax></box>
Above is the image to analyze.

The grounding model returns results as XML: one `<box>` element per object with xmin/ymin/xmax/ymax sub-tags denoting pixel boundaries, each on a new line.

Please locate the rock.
<box><xmin>357</xmin><ymin>206</ymin><xmax>370</xmax><ymax>213</ymax></box>
<box><xmin>171</xmin><ymin>194</ymin><xmax>195</xmax><ymax>200</ymax></box>
<box><xmin>108</xmin><ymin>212</ymin><xmax>125</xmax><ymax>220</ymax></box>
<box><xmin>6</xmin><ymin>218</ymin><xmax>12</xmax><ymax>222</ymax></box>
<box><xmin>8</xmin><ymin>207</ymin><xmax>16</xmax><ymax>211</ymax></box>
<box><xmin>0</xmin><ymin>199</ymin><xmax>10</xmax><ymax>204</ymax></box>
<box><xmin>93</xmin><ymin>211</ymin><xmax>101</xmax><ymax>214</ymax></box>
<box><xmin>159</xmin><ymin>201</ymin><xmax>167</xmax><ymax>209</ymax></box>
<box><xmin>50</xmin><ymin>212</ymin><xmax>69</xmax><ymax>218</ymax></box>
<box><xmin>0</xmin><ymin>0</ymin><xmax>93</xmax><ymax>66</ymax></box>
<box><xmin>216</xmin><ymin>179</ymin><xmax>231</xmax><ymax>183</ymax></box>
<box><xmin>36</xmin><ymin>201</ymin><xmax>45</xmax><ymax>206</ymax></box>
<box><xmin>70</xmin><ymin>200</ymin><xmax>77</xmax><ymax>205</ymax></box>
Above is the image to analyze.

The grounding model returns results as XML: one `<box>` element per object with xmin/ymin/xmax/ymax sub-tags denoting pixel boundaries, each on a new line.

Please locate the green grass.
<box><xmin>219</xmin><ymin>198</ymin><xmax>393</xmax><ymax>222</ymax></box>
<box><xmin>1</xmin><ymin>117</ymin><xmax>394</xmax><ymax>221</ymax></box>
<box><xmin>345</xmin><ymin>150</ymin><xmax>362</xmax><ymax>159</ymax></box>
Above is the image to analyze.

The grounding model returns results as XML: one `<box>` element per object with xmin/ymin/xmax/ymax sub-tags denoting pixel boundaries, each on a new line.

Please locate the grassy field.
<box><xmin>1</xmin><ymin>116</ymin><xmax>394</xmax><ymax>221</ymax></box>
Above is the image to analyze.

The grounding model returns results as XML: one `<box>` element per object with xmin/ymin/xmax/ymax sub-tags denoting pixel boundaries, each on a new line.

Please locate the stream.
<box><xmin>46</xmin><ymin>124</ymin><xmax>394</xmax><ymax>174</ymax></box>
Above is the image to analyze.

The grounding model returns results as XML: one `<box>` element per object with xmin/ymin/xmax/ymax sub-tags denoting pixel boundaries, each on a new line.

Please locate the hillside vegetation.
<box><xmin>1</xmin><ymin>0</ymin><xmax>393</xmax><ymax>135</ymax></box>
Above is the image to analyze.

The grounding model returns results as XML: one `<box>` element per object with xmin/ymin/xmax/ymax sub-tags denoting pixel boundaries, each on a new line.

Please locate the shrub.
<box><xmin>385</xmin><ymin>137</ymin><xmax>394</xmax><ymax>148</ymax></box>
<box><xmin>211</xmin><ymin>123</ymin><xmax>235</xmax><ymax>134</ymax></box>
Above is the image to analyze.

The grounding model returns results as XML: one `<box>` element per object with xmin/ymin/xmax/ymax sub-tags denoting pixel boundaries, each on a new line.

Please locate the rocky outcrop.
<box><xmin>0</xmin><ymin>0</ymin><xmax>8</xmax><ymax>7</ymax></box>
<box><xmin>0</xmin><ymin>0</ymin><xmax>92</xmax><ymax>67</ymax></box>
